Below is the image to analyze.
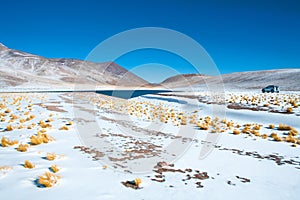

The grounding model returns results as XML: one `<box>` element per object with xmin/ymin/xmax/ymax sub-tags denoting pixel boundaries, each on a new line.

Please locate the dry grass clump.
<box><xmin>1</xmin><ymin>136</ymin><xmax>18</xmax><ymax>147</ymax></box>
<box><xmin>278</xmin><ymin>124</ymin><xmax>292</xmax><ymax>131</ymax></box>
<box><xmin>242</xmin><ymin>126</ymin><xmax>251</xmax><ymax>134</ymax></box>
<box><xmin>39</xmin><ymin>120</ymin><xmax>52</xmax><ymax>128</ymax></box>
<box><xmin>233</xmin><ymin>129</ymin><xmax>240</xmax><ymax>135</ymax></box>
<box><xmin>285</xmin><ymin>136</ymin><xmax>297</xmax><ymax>143</ymax></box>
<box><xmin>46</xmin><ymin>153</ymin><xmax>56</xmax><ymax>161</ymax></box>
<box><xmin>30</xmin><ymin>135</ymin><xmax>43</xmax><ymax>145</ymax></box>
<box><xmin>261</xmin><ymin>134</ymin><xmax>268</xmax><ymax>139</ymax></box>
<box><xmin>37</xmin><ymin>172</ymin><xmax>61</xmax><ymax>187</ymax></box>
<box><xmin>274</xmin><ymin>136</ymin><xmax>282</xmax><ymax>142</ymax></box>
<box><xmin>16</xmin><ymin>144</ymin><xmax>30</xmax><ymax>152</ymax></box>
<box><xmin>197</xmin><ymin>122</ymin><xmax>209</xmax><ymax>130</ymax></box>
<box><xmin>59</xmin><ymin>125</ymin><xmax>69</xmax><ymax>130</ymax></box>
<box><xmin>269</xmin><ymin>124</ymin><xmax>275</xmax><ymax>129</ymax></box>
<box><xmin>286</xmin><ymin>107</ymin><xmax>293</xmax><ymax>113</ymax></box>
<box><xmin>30</xmin><ymin>133</ymin><xmax>55</xmax><ymax>145</ymax></box>
<box><xmin>253</xmin><ymin>125</ymin><xmax>261</xmax><ymax>130</ymax></box>
<box><xmin>6</xmin><ymin>125</ymin><xmax>13</xmax><ymax>131</ymax></box>
<box><xmin>270</xmin><ymin>133</ymin><xmax>277</xmax><ymax>138</ymax></box>
<box><xmin>50</xmin><ymin>165</ymin><xmax>60</xmax><ymax>173</ymax></box>
<box><xmin>288</xmin><ymin>129</ymin><xmax>298</xmax><ymax>137</ymax></box>
<box><xmin>270</xmin><ymin>133</ymin><xmax>282</xmax><ymax>142</ymax></box>
<box><xmin>4</xmin><ymin>109</ymin><xmax>11</xmax><ymax>113</ymax></box>
<box><xmin>0</xmin><ymin>117</ymin><xmax>5</xmax><ymax>122</ymax></box>
<box><xmin>24</xmin><ymin>160</ymin><xmax>35</xmax><ymax>169</ymax></box>
<box><xmin>103</xmin><ymin>165</ymin><xmax>108</xmax><ymax>169</ymax></box>
<box><xmin>0</xmin><ymin>165</ymin><xmax>13</xmax><ymax>171</ymax></box>
<box><xmin>251</xmin><ymin>130</ymin><xmax>260</xmax><ymax>137</ymax></box>
<box><xmin>134</xmin><ymin>178</ymin><xmax>142</xmax><ymax>186</ymax></box>
<box><xmin>66</xmin><ymin>121</ymin><xmax>73</xmax><ymax>125</ymax></box>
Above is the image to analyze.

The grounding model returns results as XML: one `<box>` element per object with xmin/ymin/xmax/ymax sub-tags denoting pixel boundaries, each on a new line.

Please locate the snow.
<box><xmin>0</xmin><ymin>91</ymin><xmax>299</xmax><ymax>199</ymax></box>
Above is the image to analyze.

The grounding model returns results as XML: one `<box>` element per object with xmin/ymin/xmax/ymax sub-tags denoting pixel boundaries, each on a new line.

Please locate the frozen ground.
<box><xmin>0</xmin><ymin>91</ymin><xmax>299</xmax><ymax>200</ymax></box>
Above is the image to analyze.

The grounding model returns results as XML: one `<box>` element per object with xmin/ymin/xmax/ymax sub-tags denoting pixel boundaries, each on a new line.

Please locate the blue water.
<box><xmin>96</xmin><ymin>90</ymin><xmax>172</xmax><ymax>99</ymax></box>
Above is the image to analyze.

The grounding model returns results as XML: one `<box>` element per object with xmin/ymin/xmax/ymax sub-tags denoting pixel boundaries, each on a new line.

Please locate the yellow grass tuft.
<box><xmin>288</xmin><ymin>129</ymin><xmax>298</xmax><ymax>137</ymax></box>
<box><xmin>286</xmin><ymin>136</ymin><xmax>297</xmax><ymax>143</ymax></box>
<box><xmin>286</xmin><ymin>107</ymin><xmax>293</xmax><ymax>113</ymax></box>
<box><xmin>38</xmin><ymin>172</ymin><xmax>61</xmax><ymax>187</ymax></box>
<box><xmin>50</xmin><ymin>165</ymin><xmax>60</xmax><ymax>173</ymax></box>
<box><xmin>6</xmin><ymin>125</ymin><xmax>13</xmax><ymax>131</ymax></box>
<box><xmin>269</xmin><ymin>124</ymin><xmax>275</xmax><ymax>129</ymax></box>
<box><xmin>4</xmin><ymin>109</ymin><xmax>11</xmax><ymax>113</ymax></box>
<box><xmin>233</xmin><ymin>129</ymin><xmax>240</xmax><ymax>135</ymax></box>
<box><xmin>274</xmin><ymin>136</ymin><xmax>282</xmax><ymax>142</ymax></box>
<box><xmin>46</xmin><ymin>153</ymin><xmax>56</xmax><ymax>161</ymax></box>
<box><xmin>134</xmin><ymin>178</ymin><xmax>142</xmax><ymax>186</ymax></box>
<box><xmin>16</xmin><ymin>144</ymin><xmax>29</xmax><ymax>152</ymax></box>
<box><xmin>30</xmin><ymin>135</ymin><xmax>43</xmax><ymax>145</ymax></box>
<box><xmin>278</xmin><ymin>124</ymin><xmax>292</xmax><ymax>131</ymax></box>
<box><xmin>59</xmin><ymin>126</ymin><xmax>69</xmax><ymax>131</ymax></box>
<box><xmin>198</xmin><ymin>122</ymin><xmax>209</xmax><ymax>130</ymax></box>
<box><xmin>242</xmin><ymin>127</ymin><xmax>251</xmax><ymax>134</ymax></box>
<box><xmin>24</xmin><ymin>160</ymin><xmax>35</xmax><ymax>169</ymax></box>
<box><xmin>253</xmin><ymin>125</ymin><xmax>261</xmax><ymax>130</ymax></box>
<box><xmin>252</xmin><ymin>130</ymin><xmax>260</xmax><ymax>137</ymax></box>
<box><xmin>30</xmin><ymin>133</ymin><xmax>54</xmax><ymax>145</ymax></box>
<box><xmin>271</xmin><ymin>133</ymin><xmax>278</xmax><ymax>139</ymax></box>
<box><xmin>261</xmin><ymin>134</ymin><xmax>268</xmax><ymax>139</ymax></box>
<box><xmin>1</xmin><ymin>136</ymin><xmax>18</xmax><ymax>147</ymax></box>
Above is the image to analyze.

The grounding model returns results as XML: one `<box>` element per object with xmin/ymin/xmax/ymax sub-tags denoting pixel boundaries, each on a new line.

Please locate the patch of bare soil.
<box><xmin>227</xmin><ymin>103</ymin><xmax>295</xmax><ymax>114</ymax></box>
<box><xmin>150</xmin><ymin>161</ymin><xmax>210</xmax><ymax>188</ymax></box>
<box><xmin>35</xmin><ymin>101</ymin><xmax>67</xmax><ymax>113</ymax></box>
<box><xmin>121</xmin><ymin>181</ymin><xmax>140</xmax><ymax>190</ymax></box>
<box><xmin>74</xmin><ymin>146</ymin><xmax>105</xmax><ymax>160</ymax></box>
<box><xmin>227</xmin><ymin>104</ymin><xmax>265</xmax><ymax>111</ymax></box>
<box><xmin>218</xmin><ymin>147</ymin><xmax>300</xmax><ymax>167</ymax></box>
<box><xmin>236</xmin><ymin>176</ymin><xmax>250</xmax><ymax>183</ymax></box>
<box><xmin>44</xmin><ymin>105</ymin><xmax>67</xmax><ymax>113</ymax></box>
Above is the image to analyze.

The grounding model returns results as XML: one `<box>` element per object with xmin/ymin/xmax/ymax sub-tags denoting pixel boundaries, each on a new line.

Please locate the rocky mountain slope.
<box><xmin>161</xmin><ymin>69</ymin><xmax>300</xmax><ymax>91</ymax></box>
<box><xmin>0</xmin><ymin>43</ymin><xmax>149</xmax><ymax>89</ymax></box>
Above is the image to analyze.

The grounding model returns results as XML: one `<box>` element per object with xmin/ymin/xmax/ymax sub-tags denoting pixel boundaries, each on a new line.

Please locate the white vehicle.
<box><xmin>262</xmin><ymin>85</ymin><xmax>280</xmax><ymax>93</ymax></box>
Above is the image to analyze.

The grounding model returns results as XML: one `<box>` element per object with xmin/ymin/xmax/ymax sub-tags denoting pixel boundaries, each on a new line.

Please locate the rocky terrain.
<box><xmin>0</xmin><ymin>43</ymin><xmax>149</xmax><ymax>89</ymax></box>
<box><xmin>161</xmin><ymin>69</ymin><xmax>300</xmax><ymax>91</ymax></box>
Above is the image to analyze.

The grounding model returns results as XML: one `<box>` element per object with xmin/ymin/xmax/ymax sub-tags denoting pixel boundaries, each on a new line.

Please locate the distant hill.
<box><xmin>0</xmin><ymin>43</ymin><xmax>149</xmax><ymax>89</ymax></box>
<box><xmin>160</xmin><ymin>69</ymin><xmax>300</xmax><ymax>91</ymax></box>
<box><xmin>1</xmin><ymin>43</ymin><xmax>299</xmax><ymax>91</ymax></box>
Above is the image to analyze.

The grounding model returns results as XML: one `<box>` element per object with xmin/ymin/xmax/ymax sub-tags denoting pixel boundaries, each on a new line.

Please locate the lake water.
<box><xmin>96</xmin><ymin>90</ymin><xmax>172</xmax><ymax>99</ymax></box>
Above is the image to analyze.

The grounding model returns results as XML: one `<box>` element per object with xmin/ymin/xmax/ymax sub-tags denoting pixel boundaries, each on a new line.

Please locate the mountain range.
<box><xmin>0</xmin><ymin>43</ymin><xmax>148</xmax><ymax>89</ymax></box>
<box><xmin>1</xmin><ymin>43</ymin><xmax>299</xmax><ymax>91</ymax></box>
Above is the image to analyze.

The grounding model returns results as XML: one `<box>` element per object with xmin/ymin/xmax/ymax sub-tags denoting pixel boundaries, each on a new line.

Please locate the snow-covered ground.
<box><xmin>0</xmin><ymin>91</ymin><xmax>299</xmax><ymax>200</ymax></box>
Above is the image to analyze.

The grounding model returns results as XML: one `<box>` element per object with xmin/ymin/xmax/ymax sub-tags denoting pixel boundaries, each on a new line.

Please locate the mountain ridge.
<box><xmin>160</xmin><ymin>68</ymin><xmax>300</xmax><ymax>91</ymax></box>
<box><xmin>1</xmin><ymin>43</ymin><xmax>299</xmax><ymax>91</ymax></box>
<box><xmin>0</xmin><ymin>43</ymin><xmax>149</xmax><ymax>88</ymax></box>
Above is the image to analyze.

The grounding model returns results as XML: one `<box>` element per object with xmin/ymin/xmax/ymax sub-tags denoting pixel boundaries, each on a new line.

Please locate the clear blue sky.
<box><xmin>1</xmin><ymin>0</ymin><xmax>300</xmax><ymax>82</ymax></box>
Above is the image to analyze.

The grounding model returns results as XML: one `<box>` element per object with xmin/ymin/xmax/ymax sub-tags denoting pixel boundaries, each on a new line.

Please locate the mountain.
<box><xmin>160</xmin><ymin>74</ymin><xmax>212</xmax><ymax>88</ymax></box>
<box><xmin>0</xmin><ymin>43</ymin><xmax>149</xmax><ymax>89</ymax></box>
<box><xmin>160</xmin><ymin>69</ymin><xmax>300</xmax><ymax>91</ymax></box>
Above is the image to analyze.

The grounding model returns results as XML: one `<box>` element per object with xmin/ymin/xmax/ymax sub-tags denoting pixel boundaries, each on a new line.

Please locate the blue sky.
<box><xmin>1</xmin><ymin>0</ymin><xmax>300</xmax><ymax>82</ymax></box>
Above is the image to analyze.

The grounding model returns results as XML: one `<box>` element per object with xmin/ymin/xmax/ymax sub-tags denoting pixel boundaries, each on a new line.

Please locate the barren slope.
<box><xmin>161</xmin><ymin>69</ymin><xmax>300</xmax><ymax>91</ymax></box>
<box><xmin>0</xmin><ymin>43</ymin><xmax>149</xmax><ymax>89</ymax></box>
